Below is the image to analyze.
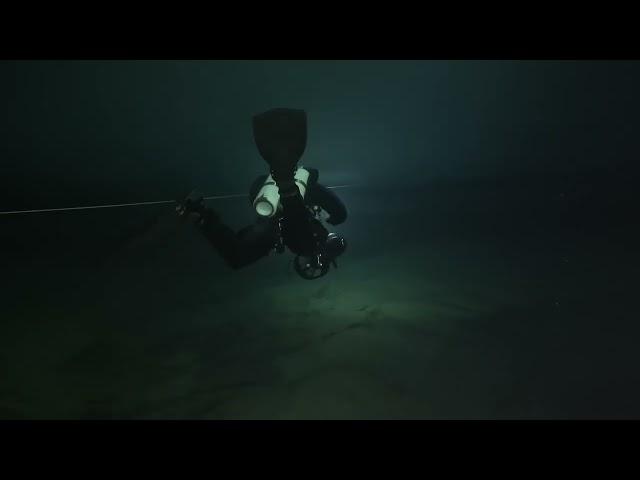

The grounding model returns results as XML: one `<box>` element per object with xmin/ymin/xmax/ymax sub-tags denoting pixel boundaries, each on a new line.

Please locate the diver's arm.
<box><xmin>307</xmin><ymin>183</ymin><xmax>348</xmax><ymax>225</ymax></box>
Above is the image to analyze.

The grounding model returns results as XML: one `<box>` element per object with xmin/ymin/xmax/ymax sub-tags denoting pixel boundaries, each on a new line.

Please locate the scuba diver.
<box><xmin>176</xmin><ymin>108</ymin><xmax>348</xmax><ymax>280</ymax></box>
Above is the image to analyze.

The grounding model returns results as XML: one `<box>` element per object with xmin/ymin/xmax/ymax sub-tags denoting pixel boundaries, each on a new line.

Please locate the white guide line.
<box><xmin>0</xmin><ymin>184</ymin><xmax>357</xmax><ymax>216</ymax></box>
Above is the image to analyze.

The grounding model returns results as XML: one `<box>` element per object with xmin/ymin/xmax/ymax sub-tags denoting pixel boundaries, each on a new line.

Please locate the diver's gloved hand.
<box><xmin>176</xmin><ymin>190</ymin><xmax>205</xmax><ymax>218</ymax></box>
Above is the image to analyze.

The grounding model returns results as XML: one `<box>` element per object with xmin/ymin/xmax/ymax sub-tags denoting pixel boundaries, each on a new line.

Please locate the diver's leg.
<box><xmin>177</xmin><ymin>192</ymin><xmax>276</xmax><ymax>270</ymax></box>
<box><xmin>197</xmin><ymin>209</ymin><xmax>277</xmax><ymax>269</ymax></box>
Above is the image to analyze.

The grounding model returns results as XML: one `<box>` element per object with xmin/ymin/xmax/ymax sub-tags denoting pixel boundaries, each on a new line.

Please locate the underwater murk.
<box><xmin>1</xmin><ymin>60</ymin><xmax>640</xmax><ymax>419</ymax></box>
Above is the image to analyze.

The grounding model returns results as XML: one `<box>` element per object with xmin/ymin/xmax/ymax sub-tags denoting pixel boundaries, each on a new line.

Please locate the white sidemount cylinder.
<box><xmin>294</xmin><ymin>166</ymin><xmax>310</xmax><ymax>198</ymax></box>
<box><xmin>253</xmin><ymin>175</ymin><xmax>279</xmax><ymax>217</ymax></box>
<box><xmin>253</xmin><ymin>167</ymin><xmax>311</xmax><ymax>217</ymax></box>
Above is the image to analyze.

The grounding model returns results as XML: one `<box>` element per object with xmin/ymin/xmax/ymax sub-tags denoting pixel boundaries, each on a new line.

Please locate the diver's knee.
<box><xmin>226</xmin><ymin>258</ymin><xmax>243</xmax><ymax>270</ymax></box>
<box><xmin>225</xmin><ymin>254</ymin><xmax>250</xmax><ymax>270</ymax></box>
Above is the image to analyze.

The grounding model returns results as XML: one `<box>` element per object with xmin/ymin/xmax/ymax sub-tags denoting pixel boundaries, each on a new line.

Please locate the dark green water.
<box><xmin>1</xmin><ymin>60</ymin><xmax>639</xmax><ymax>418</ymax></box>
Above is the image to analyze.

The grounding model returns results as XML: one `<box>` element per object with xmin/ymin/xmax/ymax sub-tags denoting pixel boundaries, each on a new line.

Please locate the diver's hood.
<box><xmin>323</xmin><ymin>232</ymin><xmax>347</xmax><ymax>259</ymax></box>
<box><xmin>293</xmin><ymin>232</ymin><xmax>347</xmax><ymax>280</ymax></box>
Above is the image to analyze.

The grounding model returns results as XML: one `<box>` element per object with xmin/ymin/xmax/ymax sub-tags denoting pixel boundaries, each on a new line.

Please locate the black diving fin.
<box><xmin>252</xmin><ymin>108</ymin><xmax>307</xmax><ymax>184</ymax></box>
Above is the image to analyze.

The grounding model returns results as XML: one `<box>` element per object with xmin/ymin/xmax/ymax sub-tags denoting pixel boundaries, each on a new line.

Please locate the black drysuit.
<box><xmin>197</xmin><ymin>168</ymin><xmax>347</xmax><ymax>269</ymax></box>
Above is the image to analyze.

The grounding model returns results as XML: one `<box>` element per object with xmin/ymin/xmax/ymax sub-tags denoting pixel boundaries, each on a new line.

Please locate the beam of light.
<box><xmin>0</xmin><ymin>184</ymin><xmax>357</xmax><ymax>216</ymax></box>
